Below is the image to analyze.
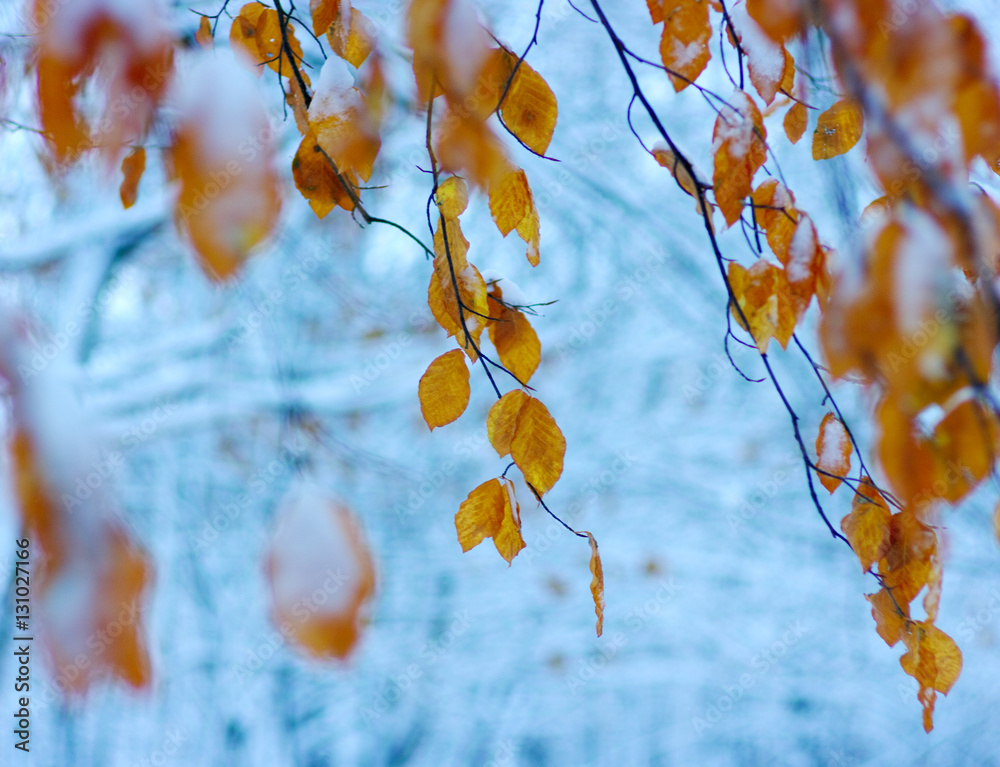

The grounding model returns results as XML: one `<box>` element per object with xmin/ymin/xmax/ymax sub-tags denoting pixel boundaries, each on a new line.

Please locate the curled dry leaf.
<box><xmin>584</xmin><ymin>532</ymin><xmax>605</xmax><ymax>637</ymax></box>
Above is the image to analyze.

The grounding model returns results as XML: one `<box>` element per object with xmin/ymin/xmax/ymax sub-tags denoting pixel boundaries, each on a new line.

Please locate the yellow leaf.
<box><xmin>584</xmin><ymin>531</ymin><xmax>605</xmax><ymax>637</ymax></box>
<box><xmin>119</xmin><ymin>147</ymin><xmax>146</xmax><ymax>210</ymax></box>
<box><xmin>511</xmin><ymin>396</ymin><xmax>566</xmax><ymax>495</ymax></box>
<box><xmin>866</xmin><ymin>588</ymin><xmax>908</xmax><ymax>647</ymax></box>
<box><xmin>487</xmin><ymin>290</ymin><xmax>541</xmax><ymax>385</ymax></box>
<box><xmin>455</xmin><ymin>479</ymin><xmax>505</xmax><ymax>552</ymax></box>
<box><xmin>660</xmin><ymin>0</ymin><xmax>712</xmax><ymax>92</ymax></box>
<box><xmin>784</xmin><ymin>101</ymin><xmax>808</xmax><ymax>144</ymax></box>
<box><xmin>816</xmin><ymin>412</ymin><xmax>851</xmax><ymax>493</ymax></box>
<box><xmin>488</xmin><ymin>390</ymin><xmax>530</xmax><ymax>457</ymax></box>
<box><xmin>195</xmin><ymin>16</ymin><xmax>214</xmax><ymax>49</ymax></box>
<box><xmin>418</xmin><ymin>349</ymin><xmax>471</xmax><ymax>430</ymax></box>
<box><xmin>429</xmin><ymin>216</ymin><xmax>490</xmax><ymax>359</ymax></box>
<box><xmin>256</xmin><ymin>9</ymin><xmax>311</xmax><ymax>84</ymax></box>
<box><xmin>494</xmin><ymin>478</ymin><xmax>526</xmax><ymax>564</ymax></box>
<box><xmin>500</xmin><ymin>59</ymin><xmax>558</xmax><ymax>155</ymax></box>
<box><xmin>230</xmin><ymin>3</ymin><xmax>269</xmax><ymax>74</ymax></box>
<box><xmin>436</xmin><ymin>175</ymin><xmax>469</xmax><ymax>219</ymax></box>
<box><xmin>517</xmin><ymin>208</ymin><xmax>541</xmax><ymax>267</ymax></box>
<box><xmin>713</xmin><ymin>90</ymin><xmax>768</xmax><ymax>227</ymax></box>
<box><xmin>840</xmin><ymin>486</ymin><xmax>891</xmax><ymax>572</ymax></box>
<box><xmin>436</xmin><ymin>106</ymin><xmax>510</xmax><ymax>189</ymax></box>
<box><xmin>751</xmin><ymin>178</ymin><xmax>798</xmax><ymax>262</ymax></box>
<box><xmin>311</xmin><ymin>0</ymin><xmax>337</xmax><ymax>36</ymax></box>
<box><xmin>812</xmin><ymin>99</ymin><xmax>864</xmax><ymax>160</ymax></box>
<box><xmin>327</xmin><ymin>6</ymin><xmax>375</xmax><ymax>68</ymax></box>
<box><xmin>489</xmin><ymin>165</ymin><xmax>533</xmax><ymax>236</ymax></box>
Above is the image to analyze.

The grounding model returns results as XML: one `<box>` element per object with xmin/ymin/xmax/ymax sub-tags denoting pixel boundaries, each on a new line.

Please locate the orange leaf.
<box><xmin>499</xmin><ymin>59</ymin><xmax>558</xmax><ymax>155</ymax></box>
<box><xmin>311</xmin><ymin>0</ymin><xmax>337</xmax><ymax>36</ymax></box>
<box><xmin>488</xmin><ymin>390</ymin><xmax>530</xmax><ymax>457</ymax></box>
<box><xmin>430</xmin><ymin>216</ymin><xmax>490</xmax><ymax>359</ymax></box>
<box><xmin>646</xmin><ymin>0</ymin><xmax>664</xmax><ymax>24</ymax></box>
<box><xmin>265</xmin><ymin>484</ymin><xmax>376</xmax><ymax>659</ymax></box>
<box><xmin>816</xmin><ymin>412</ymin><xmax>851</xmax><ymax>493</ymax></box>
<box><xmin>488</xmin><ymin>164</ymin><xmax>542</xmax><ymax>265</ymax></box>
<box><xmin>745</xmin><ymin>0</ymin><xmax>805</xmax><ymax>42</ymax></box>
<box><xmin>418</xmin><ymin>349</ymin><xmax>471</xmax><ymax>430</ymax></box>
<box><xmin>119</xmin><ymin>147</ymin><xmax>146</xmax><ymax>210</ymax></box>
<box><xmin>511</xmin><ymin>396</ymin><xmax>566</xmax><ymax>496</ymax></box>
<box><xmin>812</xmin><ymin>99</ymin><xmax>863</xmax><ymax>160</ymax></box>
<box><xmin>880</xmin><ymin>509</ymin><xmax>937</xmax><ymax>605</ymax></box>
<box><xmin>230</xmin><ymin>3</ymin><xmax>269</xmax><ymax>74</ymax></box>
<box><xmin>727</xmin><ymin>259</ymin><xmax>795</xmax><ymax>352</ymax></box>
<box><xmin>255</xmin><ymin>9</ymin><xmax>311</xmax><ymax>84</ymax></box>
<box><xmin>494</xmin><ymin>478</ymin><xmax>526</xmax><ymax>564</ymax></box>
<box><xmin>659</xmin><ymin>0</ymin><xmax>712</xmax><ymax>92</ymax></box>
<box><xmin>584</xmin><ymin>531</ymin><xmax>605</xmax><ymax>637</ymax></box>
<box><xmin>455</xmin><ymin>479</ymin><xmax>506</xmax><ymax>552</ymax></box>
<box><xmin>900</xmin><ymin>621</ymin><xmax>963</xmax><ymax>732</ymax></box>
<box><xmin>487</xmin><ymin>289</ymin><xmax>541</xmax><ymax>385</ymax></box>
<box><xmin>731</xmin><ymin>5</ymin><xmax>794</xmax><ymax>105</ymax></box>
<box><xmin>713</xmin><ymin>90</ymin><xmax>768</xmax><ymax>227</ymax></box>
<box><xmin>840</xmin><ymin>487</ymin><xmax>891</xmax><ymax>572</ymax></box>
<box><xmin>751</xmin><ymin>178</ymin><xmax>798</xmax><ymax>262</ymax></box>
<box><xmin>195</xmin><ymin>16</ymin><xmax>214</xmax><ymax>48</ymax></box>
<box><xmin>784</xmin><ymin>101</ymin><xmax>808</xmax><ymax>143</ymax></box>
<box><xmin>292</xmin><ymin>131</ymin><xmax>353</xmax><ymax>218</ymax></box>
<box><xmin>931</xmin><ymin>398</ymin><xmax>998</xmax><ymax>504</ymax></box>
<box><xmin>327</xmin><ymin>6</ymin><xmax>376</xmax><ymax>68</ymax></box>
<box><xmin>436</xmin><ymin>107</ymin><xmax>510</xmax><ymax>189</ymax></box>
<box><xmin>309</xmin><ymin>59</ymin><xmax>381</xmax><ymax>185</ymax></box>
<box><xmin>866</xmin><ymin>588</ymin><xmax>908</xmax><ymax>647</ymax></box>
<box><xmin>407</xmin><ymin>0</ymin><xmax>491</xmax><ymax>103</ymax></box>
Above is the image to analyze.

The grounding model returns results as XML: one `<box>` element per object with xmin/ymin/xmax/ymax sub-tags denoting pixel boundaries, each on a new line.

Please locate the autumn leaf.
<box><xmin>499</xmin><ymin>59</ymin><xmax>558</xmax><ymax>156</ymax></box>
<box><xmin>727</xmin><ymin>259</ymin><xmax>795</xmax><ymax>352</ymax></box>
<box><xmin>840</xmin><ymin>485</ymin><xmax>891</xmax><ymax>572</ymax></box>
<box><xmin>455</xmin><ymin>479</ymin><xmax>505</xmax><ymax>552</ymax></box>
<box><xmin>436</xmin><ymin>175</ymin><xmax>470</xmax><ymax>219</ymax></box>
<box><xmin>309</xmin><ymin>58</ymin><xmax>381</xmax><ymax>185</ymax></box>
<box><xmin>418</xmin><ymin>350</ymin><xmax>471</xmax><ymax>430</ymax></box>
<box><xmin>230</xmin><ymin>3</ymin><xmax>268</xmax><ymax>73</ymax></box>
<box><xmin>195</xmin><ymin>16</ymin><xmax>214</xmax><ymax>49</ymax></box>
<box><xmin>511</xmin><ymin>396</ymin><xmax>566</xmax><ymax>496</ymax></box>
<box><xmin>584</xmin><ymin>531</ymin><xmax>605</xmax><ymax>637</ymax></box>
<box><xmin>436</xmin><ymin>106</ymin><xmax>510</xmax><ymax>189</ymax></box>
<box><xmin>730</xmin><ymin>5</ymin><xmax>795</xmax><ymax>106</ymax></box>
<box><xmin>327</xmin><ymin>5</ymin><xmax>376</xmax><ymax>68</ymax></box>
<box><xmin>746</xmin><ymin>0</ymin><xmax>806</xmax><ymax>42</ymax></box>
<box><xmin>429</xmin><ymin>215</ymin><xmax>490</xmax><ymax>359</ymax></box>
<box><xmin>751</xmin><ymin>178</ymin><xmax>798</xmax><ymax>262</ymax></box>
<box><xmin>880</xmin><ymin>509</ymin><xmax>937</xmax><ymax>605</ymax></box>
<box><xmin>119</xmin><ymin>147</ymin><xmax>146</xmax><ymax>210</ymax></box>
<box><xmin>311</xmin><ymin>0</ymin><xmax>337</xmax><ymax>37</ymax></box>
<box><xmin>784</xmin><ymin>101</ymin><xmax>808</xmax><ymax>143</ymax></box>
<box><xmin>713</xmin><ymin>90</ymin><xmax>768</xmax><ymax>227</ymax></box>
<box><xmin>487</xmin><ymin>390</ymin><xmax>530</xmax><ymax>457</ymax></box>
<box><xmin>816</xmin><ymin>413</ymin><xmax>851</xmax><ymax>493</ymax></box>
<box><xmin>487</xmin><ymin>285</ymin><xmax>541</xmax><ymax>385</ymax></box>
<box><xmin>900</xmin><ymin>621</ymin><xmax>963</xmax><ymax>732</ymax></box>
<box><xmin>255</xmin><ymin>9</ymin><xmax>311</xmax><ymax>85</ymax></box>
<box><xmin>659</xmin><ymin>0</ymin><xmax>712</xmax><ymax>92</ymax></box>
<box><xmin>931</xmin><ymin>398</ymin><xmax>998</xmax><ymax>504</ymax></box>
<box><xmin>494</xmin><ymin>478</ymin><xmax>526</xmax><ymax>564</ymax></box>
<box><xmin>265</xmin><ymin>483</ymin><xmax>376</xmax><ymax>659</ymax></box>
<box><xmin>292</xmin><ymin>131</ymin><xmax>353</xmax><ymax>217</ymax></box>
<box><xmin>489</xmin><ymin>164</ymin><xmax>542</xmax><ymax>265</ymax></box>
<box><xmin>812</xmin><ymin>99</ymin><xmax>864</xmax><ymax>160</ymax></box>
<box><xmin>866</xmin><ymin>588</ymin><xmax>908</xmax><ymax>647</ymax></box>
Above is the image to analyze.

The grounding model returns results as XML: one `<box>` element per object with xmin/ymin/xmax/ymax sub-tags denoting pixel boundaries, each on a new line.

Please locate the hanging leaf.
<box><xmin>494</xmin><ymin>478</ymin><xmax>526</xmax><ymax>564</ymax></box>
<box><xmin>255</xmin><ymin>8</ymin><xmax>311</xmax><ymax>84</ymax></box>
<box><xmin>487</xmin><ymin>286</ymin><xmax>541</xmax><ymax>385</ymax></box>
<box><xmin>119</xmin><ymin>147</ymin><xmax>146</xmax><ymax>210</ymax></box>
<box><xmin>418</xmin><ymin>350</ymin><xmax>471</xmax><ymax>430</ymax></box>
<box><xmin>840</xmin><ymin>484</ymin><xmax>891</xmax><ymax>572</ymax></box>
<box><xmin>510</xmin><ymin>396</ymin><xmax>566</xmax><ymax>496</ymax></box>
<box><xmin>293</xmin><ymin>131</ymin><xmax>353</xmax><ymax>217</ymax></box>
<box><xmin>309</xmin><ymin>58</ymin><xmax>381</xmax><ymax>185</ymax></box>
<box><xmin>230</xmin><ymin>3</ymin><xmax>270</xmax><ymax>74</ymax></box>
<box><xmin>195</xmin><ymin>16</ymin><xmax>214</xmax><ymax>49</ymax></box>
<box><xmin>713</xmin><ymin>90</ymin><xmax>768</xmax><ymax>227</ymax></box>
<box><xmin>327</xmin><ymin>5</ymin><xmax>376</xmax><ymax>68</ymax></box>
<box><xmin>436</xmin><ymin>175</ymin><xmax>470</xmax><ymax>219</ymax></box>
<box><xmin>751</xmin><ymin>178</ymin><xmax>798</xmax><ymax>262</ymax></box>
<box><xmin>265</xmin><ymin>483</ymin><xmax>376</xmax><ymax>659</ymax></box>
<box><xmin>812</xmin><ymin>99</ymin><xmax>864</xmax><ymax>160</ymax></box>
<box><xmin>455</xmin><ymin>479</ymin><xmax>506</xmax><ymax>553</ymax></box>
<box><xmin>584</xmin><ymin>531</ymin><xmax>605</xmax><ymax>637</ymax></box>
<box><xmin>784</xmin><ymin>101</ymin><xmax>808</xmax><ymax>144</ymax></box>
<box><xmin>900</xmin><ymin>621</ymin><xmax>963</xmax><ymax>732</ymax></box>
<box><xmin>487</xmin><ymin>390</ymin><xmax>530</xmax><ymax>457</ymax></box>
<box><xmin>727</xmin><ymin>259</ymin><xmax>795</xmax><ymax>352</ymax></box>
<box><xmin>489</xmin><ymin>164</ymin><xmax>542</xmax><ymax>266</ymax></box>
<box><xmin>659</xmin><ymin>0</ymin><xmax>712</xmax><ymax>92</ymax></box>
<box><xmin>866</xmin><ymin>588</ymin><xmax>908</xmax><ymax>647</ymax></box>
<box><xmin>816</xmin><ymin>412</ymin><xmax>851</xmax><ymax>493</ymax></box>
<box><xmin>499</xmin><ymin>59</ymin><xmax>558</xmax><ymax>155</ymax></box>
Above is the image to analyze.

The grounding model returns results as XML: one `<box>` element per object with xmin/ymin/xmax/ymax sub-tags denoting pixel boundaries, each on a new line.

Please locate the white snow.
<box><xmin>308</xmin><ymin>57</ymin><xmax>359</xmax><ymax>124</ymax></box>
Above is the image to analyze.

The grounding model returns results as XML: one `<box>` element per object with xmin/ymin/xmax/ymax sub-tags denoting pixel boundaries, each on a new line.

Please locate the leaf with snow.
<box><xmin>816</xmin><ymin>412</ymin><xmax>851</xmax><ymax>493</ymax></box>
<box><xmin>265</xmin><ymin>484</ymin><xmax>376</xmax><ymax>659</ymax></box>
<box><xmin>659</xmin><ymin>0</ymin><xmax>712</xmax><ymax>92</ymax></box>
<box><xmin>713</xmin><ymin>90</ymin><xmax>768</xmax><ymax>227</ymax></box>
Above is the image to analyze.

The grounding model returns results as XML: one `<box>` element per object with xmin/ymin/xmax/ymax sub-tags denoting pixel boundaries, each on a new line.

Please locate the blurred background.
<box><xmin>1</xmin><ymin>0</ymin><xmax>1000</xmax><ymax>764</ymax></box>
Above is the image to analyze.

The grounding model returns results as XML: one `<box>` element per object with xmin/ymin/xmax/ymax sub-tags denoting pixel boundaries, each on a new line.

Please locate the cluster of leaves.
<box><xmin>9</xmin><ymin>0</ymin><xmax>1000</xmax><ymax>731</ymax></box>
<box><xmin>633</xmin><ymin>0</ymin><xmax>1000</xmax><ymax>730</ymax></box>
